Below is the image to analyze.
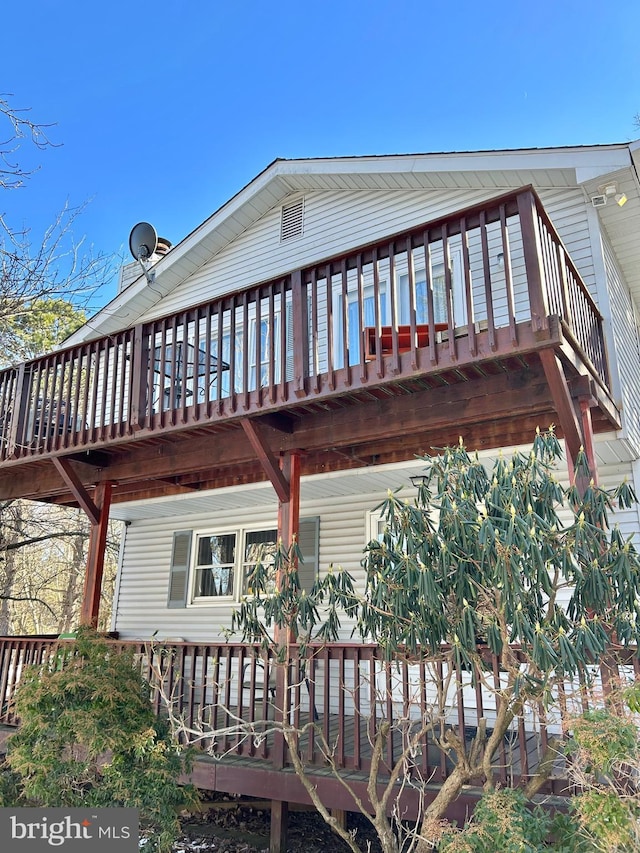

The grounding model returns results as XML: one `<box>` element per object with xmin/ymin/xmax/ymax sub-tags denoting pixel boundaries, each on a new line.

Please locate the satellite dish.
<box><xmin>129</xmin><ymin>222</ymin><xmax>158</xmax><ymax>262</ymax></box>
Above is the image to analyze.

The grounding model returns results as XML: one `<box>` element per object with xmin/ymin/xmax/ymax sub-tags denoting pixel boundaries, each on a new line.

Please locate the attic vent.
<box><xmin>280</xmin><ymin>198</ymin><xmax>304</xmax><ymax>241</ymax></box>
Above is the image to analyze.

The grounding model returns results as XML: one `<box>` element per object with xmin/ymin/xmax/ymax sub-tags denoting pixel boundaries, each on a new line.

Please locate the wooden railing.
<box><xmin>1</xmin><ymin>636</ymin><xmax>637</xmax><ymax>793</ymax></box>
<box><xmin>0</xmin><ymin>187</ymin><xmax>608</xmax><ymax>464</ymax></box>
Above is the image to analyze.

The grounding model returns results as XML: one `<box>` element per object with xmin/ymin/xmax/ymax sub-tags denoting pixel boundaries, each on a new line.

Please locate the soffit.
<box><xmin>110</xmin><ymin>457</ymin><xmax>429</xmax><ymax>521</ymax></box>
<box><xmin>110</xmin><ymin>433</ymin><xmax>628</xmax><ymax>521</ymax></box>
<box><xmin>579</xmin><ymin>167</ymin><xmax>640</xmax><ymax>304</ymax></box>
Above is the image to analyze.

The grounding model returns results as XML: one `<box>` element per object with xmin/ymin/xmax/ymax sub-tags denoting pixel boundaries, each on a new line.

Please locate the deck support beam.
<box><xmin>539</xmin><ymin>350</ymin><xmax>596</xmax><ymax>494</ymax></box>
<box><xmin>51</xmin><ymin>457</ymin><xmax>114</xmax><ymax>627</ymax></box>
<box><xmin>241</xmin><ymin>419</ymin><xmax>290</xmax><ymax>503</ymax></box>
<box><xmin>52</xmin><ymin>457</ymin><xmax>100</xmax><ymax>525</ymax></box>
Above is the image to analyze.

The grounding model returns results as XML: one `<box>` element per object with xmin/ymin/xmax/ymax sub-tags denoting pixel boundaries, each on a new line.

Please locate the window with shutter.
<box><xmin>167</xmin><ymin>530</ymin><xmax>192</xmax><ymax>608</ymax></box>
<box><xmin>171</xmin><ymin>518</ymin><xmax>320</xmax><ymax>605</ymax></box>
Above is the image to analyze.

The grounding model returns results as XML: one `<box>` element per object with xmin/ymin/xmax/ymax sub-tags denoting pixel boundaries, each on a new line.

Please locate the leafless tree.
<box><xmin>0</xmin><ymin>94</ymin><xmax>120</xmax><ymax>632</ymax></box>
<box><xmin>150</xmin><ymin>641</ymin><xmax>439</xmax><ymax>853</ymax></box>
<box><xmin>0</xmin><ymin>94</ymin><xmax>115</xmax><ymax>361</ymax></box>
<box><xmin>0</xmin><ymin>499</ymin><xmax>121</xmax><ymax>634</ymax></box>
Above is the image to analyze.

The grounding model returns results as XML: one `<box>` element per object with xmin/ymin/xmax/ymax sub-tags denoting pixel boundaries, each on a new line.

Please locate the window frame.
<box><xmin>189</xmin><ymin>525</ymin><xmax>278</xmax><ymax>605</ymax></box>
<box><xmin>398</xmin><ymin>248</ymin><xmax>465</xmax><ymax>328</ymax></box>
<box><xmin>333</xmin><ymin>278</ymin><xmax>389</xmax><ymax>368</ymax></box>
<box><xmin>367</xmin><ymin>508</ymin><xmax>388</xmax><ymax>544</ymax></box>
<box><xmin>173</xmin><ymin>517</ymin><xmax>319</xmax><ymax>608</ymax></box>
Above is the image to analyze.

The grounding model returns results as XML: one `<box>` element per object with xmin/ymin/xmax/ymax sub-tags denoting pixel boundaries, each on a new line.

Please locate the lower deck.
<box><xmin>1</xmin><ymin>634</ymin><xmax>620</xmax><ymax>817</ymax></box>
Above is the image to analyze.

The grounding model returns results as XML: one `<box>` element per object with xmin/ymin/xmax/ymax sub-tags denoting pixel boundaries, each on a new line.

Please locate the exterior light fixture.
<box><xmin>592</xmin><ymin>182</ymin><xmax>627</xmax><ymax>209</ymax></box>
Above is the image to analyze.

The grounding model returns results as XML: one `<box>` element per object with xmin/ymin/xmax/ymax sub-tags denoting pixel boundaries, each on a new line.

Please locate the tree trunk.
<box><xmin>0</xmin><ymin>500</ymin><xmax>23</xmax><ymax>634</ymax></box>
<box><xmin>58</xmin><ymin>529</ymin><xmax>86</xmax><ymax>633</ymax></box>
<box><xmin>417</xmin><ymin>765</ymin><xmax>470</xmax><ymax>850</ymax></box>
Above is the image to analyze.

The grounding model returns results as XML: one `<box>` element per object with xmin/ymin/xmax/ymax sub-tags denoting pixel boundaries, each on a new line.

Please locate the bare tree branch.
<box><xmin>0</xmin><ymin>93</ymin><xmax>58</xmax><ymax>190</ymax></box>
<box><xmin>0</xmin><ymin>530</ymin><xmax>89</xmax><ymax>553</ymax></box>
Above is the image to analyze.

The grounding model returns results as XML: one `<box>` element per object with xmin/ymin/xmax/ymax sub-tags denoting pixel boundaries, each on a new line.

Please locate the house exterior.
<box><xmin>1</xmin><ymin>143</ymin><xmax>640</xmax><ymax>842</ymax></box>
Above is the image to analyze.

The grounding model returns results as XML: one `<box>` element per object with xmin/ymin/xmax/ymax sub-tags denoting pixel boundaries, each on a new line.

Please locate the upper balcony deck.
<box><xmin>0</xmin><ymin>187</ymin><xmax>620</xmax><ymax>506</ymax></box>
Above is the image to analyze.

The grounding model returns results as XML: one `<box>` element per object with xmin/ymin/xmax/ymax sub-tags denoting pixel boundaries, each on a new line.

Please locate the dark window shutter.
<box><xmin>168</xmin><ymin>530</ymin><xmax>192</xmax><ymax>608</ymax></box>
<box><xmin>297</xmin><ymin>517</ymin><xmax>319</xmax><ymax>593</ymax></box>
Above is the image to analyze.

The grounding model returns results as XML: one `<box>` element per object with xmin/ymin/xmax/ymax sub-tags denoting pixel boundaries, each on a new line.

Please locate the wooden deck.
<box><xmin>2</xmin><ymin>635</ymin><xmax>633</xmax><ymax>815</ymax></box>
<box><xmin>185</xmin><ymin>727</ymin><xmax>566</xmax><ymax>824</ymax></box>
<box><xmin>210</xmin><ymin>709</ymin><xmax>561</xmax><ymax>791</ymax></box>
<box><xmin>0</xmin><ymin>187</ymin><xmax>619</xmax><ymax>507</ymax></box>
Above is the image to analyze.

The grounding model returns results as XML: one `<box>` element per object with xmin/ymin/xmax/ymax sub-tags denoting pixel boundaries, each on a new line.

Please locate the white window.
<box><xmin>332</xmin><ymin>249</ymin><xmax>465</xmax><ymax>368</ymax></box>
<box><xmin>334</xmin><ymin>280</ymin><xmax>389</xmax><ymax>368</ymax></box>
<box><xmin>193</xmin><ymin>531</ymin><xmax>238</xmax><ymax>598</ymax></box>
<box><xmin>398</xmin><ymin>250</ymin><xmax>466</xmax><ymax>328</ymax></box>
<box><xmin>367</xmin><ymin>509</ymin><xmax>387</xmax><ymax>544</ymax></box>
<box><xmin>248</xmin><ymin>312</ymin><xmax>283</xmax><ymax>390</ymax></box>
<box><xmin>242</xmin><ymin>529</ymin><xmax>278</xmax><ymax>594</ymax></box>
<box><xmin>192</xmin><ymin>527</ymin><xmax>277</xmax><ymax>602</ymax></box>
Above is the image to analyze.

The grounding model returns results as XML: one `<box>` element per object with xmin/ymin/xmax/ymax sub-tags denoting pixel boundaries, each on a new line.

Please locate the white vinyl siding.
<box><xmin>112</xmin><ymin>495</ymin><xmax>370</xmax><ymax>642</ymax></box>
<box><xmin>602</xmin><ymin>233</ymin><xmax>640</xmax><ymax>455</ymax></box>
<box><xmin>111</xmin><ymin>450</ymin><xmax>639</xmax><ymax>642</ymax></box>
<box><xmin>136</xmin><ymin>188</ymin><xmax>485</xmax><ymax>322</ymax></box>
<box><xmin>539</xmin><ymin>188</ymin><xmax>597</xmax><ymax>298</ymax></box>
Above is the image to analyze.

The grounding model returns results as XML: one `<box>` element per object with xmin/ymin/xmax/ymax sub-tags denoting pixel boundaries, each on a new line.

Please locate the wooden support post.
<box><xmin>331</xmin><ymin>808</ymin><xmax>348</xmax><ymax>831</ymax></box>
<box><xmin>579</xmin><ymin>397</ymin><xmax>598</xmax><ymax>486</ymax></box>
<box><xmin>270</xmin><ymin>800</ymin><xmax>289</xmax><ymax>853</ymax></box>
<box><xmin>80</xmin><ymin>481</ymin><xmax>113</xmax><ymax>628</ymax></box>
<box><xmin>238</xmin><ymin>424</ymin><xmax>303</xmax><ymax>774</ymax></box>
<box><xmin>276</xmin><ymin>450</ymin><xmax>301</xmax><ymax>645</ymax></box>
<box><xmin>273</xmin><ymin>451</ymin><xmax>302</xmax><ymax>770</ymax></box>
<box><xmin>277</xmin><ymin>450</ymin><xmax>301</xmax><ymax>553</ymax></box>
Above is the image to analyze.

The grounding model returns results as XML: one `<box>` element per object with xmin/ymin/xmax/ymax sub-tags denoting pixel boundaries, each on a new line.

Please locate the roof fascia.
<box><xmin>277</xmin><ymin>144</ymin><xmax>632</xmax><ymax>178</ymax></box>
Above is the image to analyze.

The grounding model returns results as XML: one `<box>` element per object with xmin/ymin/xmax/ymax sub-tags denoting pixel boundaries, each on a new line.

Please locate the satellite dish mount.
<box><xmin>129</xmin><ymin>222</ymin><xmax>158</xmax><ymax>285</ymax></box>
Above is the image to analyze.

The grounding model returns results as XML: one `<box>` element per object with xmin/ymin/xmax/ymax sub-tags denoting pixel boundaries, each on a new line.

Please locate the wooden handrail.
<box><xmin>0</xmin><ymin>187</ymin><xmax>609</xmax><ymax>464</ymax></box>
<box><xmin>0</xmin><ymin>635</ymin><xmax>637</xmax><ymax>795</ymax></box>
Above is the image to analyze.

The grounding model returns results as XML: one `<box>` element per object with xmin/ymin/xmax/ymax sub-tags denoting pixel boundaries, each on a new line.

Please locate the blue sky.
<box><xmin>2</xmin><ymin>0</ymin><xmax>639</xmax><ymax>307</ymax></box>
